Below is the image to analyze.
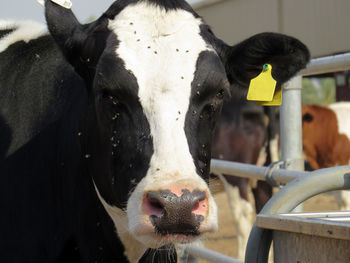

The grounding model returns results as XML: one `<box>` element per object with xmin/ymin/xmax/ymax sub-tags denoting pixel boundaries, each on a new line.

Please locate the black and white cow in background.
<box><xmin>0</xmin><ymin>0</ymin><xmax>309</xmax><ymax>262</ymax></box>
<box><xmin>212</xmin><ymin>100</ymin><xmax>280</xmax><ymax>260</ymax></box>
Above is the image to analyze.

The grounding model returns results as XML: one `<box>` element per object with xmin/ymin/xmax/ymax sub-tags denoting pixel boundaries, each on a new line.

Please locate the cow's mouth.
<box><xmin>155</xmin><ymin>229</ymin><xmax>201</xmax><ymax>237</ymax></box>
<box><xmin>152</xmin><ymin>232</ymin><xmax>201</xmax><ymax>244</ymax></box>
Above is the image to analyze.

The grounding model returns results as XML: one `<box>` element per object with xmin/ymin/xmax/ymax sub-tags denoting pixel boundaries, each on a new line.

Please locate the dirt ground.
<box><xmin>200</xmin><ymin>180</ymin><xmax>341</xmax><ymax>262</ymax></box>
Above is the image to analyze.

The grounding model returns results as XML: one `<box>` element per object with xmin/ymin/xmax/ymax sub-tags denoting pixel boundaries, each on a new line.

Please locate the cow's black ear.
<box><xmin>45</xmin><ymin>1</ymin><xmax>85</xmax><ymax>64</ymax></box>
<box><xmin>214</xmin><ymin>32</ymin><xmax>310</xmax><ymax>91</ymax></box>
<box><xmin>45</xmin><ymin>0</ymin><xmax>110</xmax><ymax>82</ymax></box>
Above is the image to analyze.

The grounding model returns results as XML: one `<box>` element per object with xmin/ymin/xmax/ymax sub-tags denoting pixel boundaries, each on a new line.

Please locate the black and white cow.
<box><xmin>0</xmin><ymin>0</ymin><xmax>309</xmax><ymax>262</ymax></box>
<box><xmin>212</xmin><ymin>99</ymin><xmax>280</xmax><ymax>260</ymax></box>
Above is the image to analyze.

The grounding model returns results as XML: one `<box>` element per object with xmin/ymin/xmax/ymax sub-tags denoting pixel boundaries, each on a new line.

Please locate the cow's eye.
<box><xmin>216</xmin><ymin>89</ymin><xmax>225</xmax><ymax>100</ymax></box>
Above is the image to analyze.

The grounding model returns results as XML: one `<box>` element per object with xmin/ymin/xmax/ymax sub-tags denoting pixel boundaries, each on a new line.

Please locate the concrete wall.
<box><xmin>195</xmin><ymin>0</ymin><xmax>350</xmax><ymax>58</ymax></box>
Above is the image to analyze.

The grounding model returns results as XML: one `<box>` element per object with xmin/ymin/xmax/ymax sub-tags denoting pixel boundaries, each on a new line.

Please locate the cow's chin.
<box><xmin>130</xmin><ymin>229</ymin><xmax>207</xmax><ymax>249</ymax></box>
<box><xmin>131</xmin><ymin>232</ymin><xmax>201</xmax><ymax>249</ymax></box>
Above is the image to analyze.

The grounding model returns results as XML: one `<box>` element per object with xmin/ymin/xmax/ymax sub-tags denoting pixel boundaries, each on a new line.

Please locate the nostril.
<box><xmin>148</xmin><ymin>198</ymin><xmax>164</xmax><ymax>215</ymax></box>
<box><xmin>192</xmin><ymin>202</ymin><xmax>200</xmax><ymax>211</ymax></box>
<box><xmin>149</xmin><ymin>199</ymin><xmax>163</xmax><ymax>211</ymax></box>
<box><xmin>143</xmin><ymin>192</ymin><xmax>165</xmax><ymax>218</ymax></box>
<box><xmin>191</xmin><ymin>189</ymin><xmax>206</xmax><ymax>202</ymax></box>
<box><xmin>191</xmin><ymin>191</ymin><xmax>208</xmax><ymax>215</ymax></box>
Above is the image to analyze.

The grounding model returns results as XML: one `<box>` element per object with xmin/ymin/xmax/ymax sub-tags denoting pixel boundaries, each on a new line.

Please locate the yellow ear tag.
<box><xmin>246</xmin><ymin>64</ymin><xmax>282</xmax><ymax>106</ymax></box>
<box><xmin>258</xmin><ymin>88</ymin><xmax>282</xmax><ymax>106</ymax></box>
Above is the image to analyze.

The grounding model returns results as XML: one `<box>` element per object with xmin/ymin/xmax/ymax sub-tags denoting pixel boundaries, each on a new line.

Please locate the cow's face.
<box><xmin>45</xmin><ymin>0</ymin><xmax>310</xmax><ymax>257</ymax></box>
<box><xmin>92</xmin><ymin>2</ymin><xmax>228</xmax><ymax>247</ymax></box>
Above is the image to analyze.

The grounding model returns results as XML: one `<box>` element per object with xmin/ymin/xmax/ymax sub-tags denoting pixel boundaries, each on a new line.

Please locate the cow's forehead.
<box><xmin>106</xmin><ymin>1</ymin><xmax>220</xmax><ymax>175</ymax></box>
<box><xmin>107</xmin><ymin>2</ymin><xmax>215</xmax><ymax>98</ymax></box>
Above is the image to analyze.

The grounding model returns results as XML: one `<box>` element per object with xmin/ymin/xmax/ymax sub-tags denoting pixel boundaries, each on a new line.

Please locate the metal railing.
<box><xmin>181</xmin><ymin>53</ymin><xmax>350</xmax><ymax>263</ymax></box>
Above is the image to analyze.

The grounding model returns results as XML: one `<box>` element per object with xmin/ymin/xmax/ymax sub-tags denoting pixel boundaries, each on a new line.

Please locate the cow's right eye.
<box><xmin>216</xmin><ymin>89</ymin><xmax>225</xmax><ymax>100</ymax></box>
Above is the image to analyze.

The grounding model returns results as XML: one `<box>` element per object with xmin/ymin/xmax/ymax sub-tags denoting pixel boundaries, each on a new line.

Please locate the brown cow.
<box><xmin>302</xmin><ymin>102</ymin><xmax>350</xmax><ymax>210</ymax></box>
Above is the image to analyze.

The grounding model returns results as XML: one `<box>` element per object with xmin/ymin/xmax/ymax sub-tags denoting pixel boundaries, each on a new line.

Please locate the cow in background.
<box><xmin>302</xmin><ymin>102</ymin><xmax>350</xmax><ymax>210</ymax></box>
<box><xmin>211</xmin><ymin>96</ymin><xmax>279</xmax><ymax>259</ymax></box>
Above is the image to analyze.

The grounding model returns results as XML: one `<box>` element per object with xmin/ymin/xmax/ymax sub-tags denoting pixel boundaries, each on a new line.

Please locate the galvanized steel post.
<box><xmin>280</xmin><ymin>76</ymin><xmax>304</xmax><ymax>172</ymax></box>
<box><xmin>280</xmin><ymin>76</ymin><xmax>304</xmax><ymax>214</ymax></box>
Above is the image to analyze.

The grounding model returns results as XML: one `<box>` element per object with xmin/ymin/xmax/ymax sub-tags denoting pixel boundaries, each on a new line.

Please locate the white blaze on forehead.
<box><xmin>108</xmin><ymin>2</ymin><xmax>212</xmax><ymax>178</ymax></box>
<box><xmin>108</xmin><ymin>2</ymin><xmax>218</xmax><ymax>245</ymax></box>
<box><xmin>0</xmin><ymin>20</ymin><xmax>47</xmax><ymax>53</ymax></box>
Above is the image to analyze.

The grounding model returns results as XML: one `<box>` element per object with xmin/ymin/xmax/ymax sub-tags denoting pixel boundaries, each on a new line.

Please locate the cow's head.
<box><xmin>45</xmin><ymin>0</ymin><xmax>309</xmax><ymax>259</ymax></box>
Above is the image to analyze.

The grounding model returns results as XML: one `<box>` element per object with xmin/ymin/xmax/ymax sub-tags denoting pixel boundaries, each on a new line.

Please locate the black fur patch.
<box><xmin>83</xmin><ymin>34</ymin><xmax>154</xmax><ymax>209</ymax></box>
<box><xmin>185</xmin><ymin>51</ymin><xmax>228</xmax><ymax>182</ymax></box>
<box><xmin>0</xmin><ymin>28</ymin><xmax>15</xmax><ymax>39</ymax></box>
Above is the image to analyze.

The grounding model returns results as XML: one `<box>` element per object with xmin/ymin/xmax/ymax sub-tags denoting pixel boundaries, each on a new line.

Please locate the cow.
<box><xmin>0</xmin><ymin>0</ymin><xmax>310</xmax><ymax>262</ymax></box>
<box><xmin>302</xmin><ymin>102</ymin><xmax>350</xmax><ymax>211</ymax></box>
<box><xmin>211</xmin><ymin>98</ymin><xmax>279</xmax><ymax>260</ymax></box>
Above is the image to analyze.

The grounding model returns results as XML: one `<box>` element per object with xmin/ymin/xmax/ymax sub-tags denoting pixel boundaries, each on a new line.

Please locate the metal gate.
<box><xmin>179</xmin><ymin>53</ymin><xmax>350</xmax><ymax>263</ymax></box>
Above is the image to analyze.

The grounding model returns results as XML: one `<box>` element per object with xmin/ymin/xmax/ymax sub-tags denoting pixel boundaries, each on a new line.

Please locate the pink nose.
<box><xmin>142</xmin><ymin>189</ymin><xmax>208</xmax><ymax>236</ymax></box>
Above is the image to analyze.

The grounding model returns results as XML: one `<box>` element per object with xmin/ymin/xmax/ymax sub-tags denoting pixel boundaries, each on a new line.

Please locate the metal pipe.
<box><xmin>280</xmin><ymin>76</ymin><xmax>304</xmax><ymax>216</ymax></box>
<box><xmin>185</xmin><ymin>246</ymin><xmax>243</xmax><ymax>263</ymax></box>
<box><xmin>261</xmin><ymin>166</ymin><xmax>350</xmax><ymax>213</ymax></box>
<box><xmin>299</xmin><ymin>53</ymin><xmax>350</xmax><ymax>76</ymax></box>
<box><xmin>245</xmin><ymin>165</ymin><xmax>350</xmax><ymax>263</ymax></box>
<box><xmin>280</xmin><ymin>76</ymin><xmax>304</xmax><ymax>172</ymax></box>
<box><xmin>279</xmin><ymin>211</ymin><xmax>350</xmax><ymax>218</ymax></box>
<box><xmin>211</xmin><ymin>159</ymin><xmax>305</xmax><ymax>185</ymax></box>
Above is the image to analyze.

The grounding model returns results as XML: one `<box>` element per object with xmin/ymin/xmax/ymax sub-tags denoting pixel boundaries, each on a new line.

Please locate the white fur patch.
<box><xmin>107</xmin><ymin>2</ymin><xmax>218</xmax><ymax>247</ymax></box>
<box><xmin>0</xmin><ymin>20</ymin><xmax>47</xmax><ymax>53</ymax></box>
<box><xmin>329</xmin><ymin>102</ymin><xmax>350</xmax><ymax>139</ymax></box>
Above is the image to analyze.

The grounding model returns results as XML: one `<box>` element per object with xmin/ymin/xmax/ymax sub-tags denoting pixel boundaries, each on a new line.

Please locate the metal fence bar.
<box><xmin>299</xmin><ymin>53</ymin><xmax>350</xmax><ymax>76</ymax></box>
<box><xmin>186</xmin><ymin>246</ymin><xmax>243</xmax><ymax>263</ymax></box>
<box><xmin>211</xmin><ymin>159</ymin><xmax>305</xmax><ymax>185</ymax></box>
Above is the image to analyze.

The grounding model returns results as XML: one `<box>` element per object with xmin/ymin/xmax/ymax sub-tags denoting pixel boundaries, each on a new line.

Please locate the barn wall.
<box><xmin>195</xmin><ymin>0</ymin><xmax>279</xmax><ymax>46</ymax></box>
<box><xmin>281</xmin><ymin>0</ymin><xmax>350</xmax><ymax>57</ymax></box>
<box><xmin>195</xmin><ymin>0</ymin><xmax>350</xmax><ymax>58</ymax></box>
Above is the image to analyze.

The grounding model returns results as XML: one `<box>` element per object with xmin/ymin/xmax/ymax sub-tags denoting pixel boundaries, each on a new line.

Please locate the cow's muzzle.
<box><xmin>142</xmin><ymin>189</ymin><xmax>208</xmax><ymax>237</ymax></box>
